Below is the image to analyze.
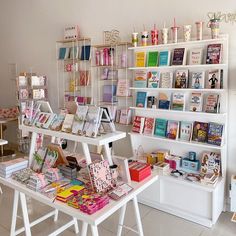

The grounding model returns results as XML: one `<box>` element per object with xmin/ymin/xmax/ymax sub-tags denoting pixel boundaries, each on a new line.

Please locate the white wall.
<box><xmin>0</xmin><ymin>0</ymin><xmax>236</xmax><ymax>185</ymax></box>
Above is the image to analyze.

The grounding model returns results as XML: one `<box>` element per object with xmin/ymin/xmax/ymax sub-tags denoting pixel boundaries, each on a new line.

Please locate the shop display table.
<box><xmin>0</xmin><ymin>173</ymin><xmax>158</xmax><ymax>236</ymax></box>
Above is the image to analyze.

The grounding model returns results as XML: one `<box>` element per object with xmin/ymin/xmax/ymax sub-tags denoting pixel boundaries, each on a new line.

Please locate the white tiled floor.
<box><xmin>0</xmin><ymin>185</ymin><xmax>235</xmax><ymax>236</ymax></box>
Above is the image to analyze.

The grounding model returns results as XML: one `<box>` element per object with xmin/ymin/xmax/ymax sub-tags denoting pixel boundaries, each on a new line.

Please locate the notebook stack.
<box><xmin>56</xmin><ymin>185</ymin><xmax>84</xmax><ymax>203</ymax></box>
<box><xmin>27</xmin><ymin>173</ymin><xmax>49</xmax><ymax>191</ymax></box>
<box><xmin>45</xmin><ymin>168</ymin><xmax>63</xmax><ymax>182</ymax></box>
<box><xmin>0</xmin><ymin>158</ymin><xmax>28</xmax><ymax>178</ymax></box>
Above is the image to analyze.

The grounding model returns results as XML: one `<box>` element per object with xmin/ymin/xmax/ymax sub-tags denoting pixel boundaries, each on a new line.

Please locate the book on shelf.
<box><xmin>72</xmin><ymin>105</ymin><xmax>88</xmax><ymax>135</ymax></box>
<box><xmin>58</xmin><ymin>47</ymin><xmax>70</xmax><ymax>60</ymax></box>
<box><xmin>143</xmin><ymin>117</ymin><xmax>155</xmax><ymax>135</ymax></box>
<box><xmin>103</xmin><ymin>85</ymin><xmax>117</xmax><ymax>103</ymax></box>
<box><xmin>160</xmin><ymin>72</ymin><xmax>173</xmax><ymax>88</ymax></box>
<box><xmin>206</xmin><ymin>44</ymin><xmax>223</xmax><ymax>64</ymax></box>
<box><xmin>134</xmin><ymin>70</ymin><xmax>147</xmax><ymax>88</ymax></box>
<box><xmin>147</xmin><ymin>51</ymin><xmax>158</xmax><ymax>67</ymax></box>
<box><xmin>79</xmin><ymin>71</ymin><xmax>90</xmax><ymax>86</ymax></box>
<box><xmin>154</xmin><ymin>118</ymin><xmax>168</xmax><ymax>137</ymax></box>
<box><xmin>33</xmin><ymin>112</ymin><xmax>52</xmax><ymax>128</ymax></box>
<box><xmin>80</xmin><ymin>45</ymin><xmax>91</xmax><ymax>60</ymax></box>
<box><xmin>188</xmin><ymin>48</ymin><xmax>203</xmax><ymax>65</ymax></box>
<box><xmin>179</xmin><ymin>121</ymin><xmax>193</xmax><ymax>141</ymax></box>
<box><xmin>17</xmin><ymin>76</ymin><xmax>28</xmax><ymax>87</ymax></box>
<box><xmin>174</xmin><ymin>70</ymin><xmax>188</xmax><ymax>88</ymax></box>
<box><xmin>61</xmin><ymin>114</ymin><xmax>75</xmax><ymax>133</ymax></box>
<box><xmin>192</xmin><ymin>121</ymin><xmax>208</xmax><ymax>143</ymax></box>
<box><xmin>42</xmin><ymin>113</ymin><xmax>57</xmax><ymax>129</ymax></box>
<box><xmin>147</xmin><ymin>71</ymin><xmax>160</xmax><ymax>88</ymax></box>
<box><xmin>171</xmin><ymin>92</ymin><xmax>185</xmax><ymax>111</ymax></box>
<box><xmin>206</xmin><ymin>69</ymin><xmax>221</xmax><ymax>89</ymax></box>
<box><xmin>159</xmin><ymin>51</ymin><xmax>171</xmax><ymax>66</ymax></box>
<box><xmin>203</xmin><ymin>93</ymin><xmax>220</xmax><ymax>113</ymax></box>
<box><xmin>189</xmin><ymin>92</ymin><xmax>203</xmax><ymax>112</ymax></box>
<box><xmin>200</xmin><ymin>152</ymin><xmax>221</xmax><ymax>175</ymax></box>
<box><xmin>132</xmin><ymin>116</ymin><xmax>145</xmax><ymax>134</ymax></box>
<box><xmin>135</xmin><ymin>52</ymin><xmax>146</xmax><ymax>67</ymax></box>
<box><xmin>116</xmin><ymin>79</ymin><xmax>131</xmax><ymax>97</ymax></box>
<box><xmin>207</xmin><ymin>122</ymin><xmax>224</xmax><ymax>146</ymax></box>
<box><xmin>50</xmin><ymin>114</ymin><xmax>65</xmax><ymax>131</ymax></box>
<box><xmin>191</xmin><ymin>71</ymin><xmax>205</xmax><ymax>89</ymax></box>
<box><xmin>69</xmin><ymin>46</ymin><xmax>80</xmax><ymax>59</ymax></box>
<box><xmin>136</xmin><ymin>91</ymin><xmax>147</xmax><ymax>108</ymax></box>
<box><xmin>166</xmin><ymin>120</ymin><xmax>179</xmax><ymax>140</ymax></box>
<box><xmin>171</xmin><ymin>48</ymin><xmax>186</xmax><ymax>66</ymax></box>
<box><xmin>119</xmin><ymin>109</ymin><xmax>132</xmax><ymax>125</ymax></box>
<box><xmin>158</xmin><ymin>92</ymin><xmax>170</xmax><ymax>110</ymax></box>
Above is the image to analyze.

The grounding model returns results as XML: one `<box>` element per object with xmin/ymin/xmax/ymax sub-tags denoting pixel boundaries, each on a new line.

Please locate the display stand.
<box><xmin>128</xmin><ymin>35</ymin><xmax>228</xmax><ymax>227</ymax></box>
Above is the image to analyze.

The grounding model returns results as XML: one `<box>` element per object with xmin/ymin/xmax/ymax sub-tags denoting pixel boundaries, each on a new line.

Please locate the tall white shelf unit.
<box><xmin>128</xmin><ymin>35</ymin><xmax>228</xmax><ymax>227</ymax></box>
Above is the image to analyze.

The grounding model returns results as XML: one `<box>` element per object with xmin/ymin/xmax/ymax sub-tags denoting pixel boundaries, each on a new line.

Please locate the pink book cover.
<box><xmin>143</xmin><ymin>117</ymin><xmax>155</xmax><ymax>135</ymax></box>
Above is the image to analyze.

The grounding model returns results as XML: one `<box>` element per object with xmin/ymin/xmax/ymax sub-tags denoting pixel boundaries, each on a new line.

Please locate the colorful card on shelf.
<box><xmin>143</xmin><ymin>117</ymin><xmax>155</xmax><ymax>135</ymax></box>
<box><xmin>188</xmin><ymin>48</ymin><xmax>203</xmax><ymax>65</ymax></box>
<box><xmin>160</xmin><ymin>72</ymin><xmax>173</xmax><ymax>88</ymax></box>
<box><xmin>159</xmin><ymin>51</ymin><xmax>171</xmax><ymax>66</ymax></box>
<box><xmin>19</xmin><ymin>88</ymin><xmax>29</xmax><ymax>100</ymax></box>
<box><xmin>17</xmin><ymin>76</ymin><xmax>28</xmax><ymax>87</ymax></box>
<box><xmin>192</xmin><ymin>121</ymin><xmax>208</xmax><ymax>143</ymax></box>
<box><xmin>103</xmin><ymin>85</ymin><xmax>117</xmax><ymax>103</ymax></box>
<box><xmin>72</xmin><ymin>105</ymin><xmax>88</xmax><ymax>135</ymax></box>
<box><xmin>207</xmin><ymin>69</ymin><xmax>221</xmax><ymax>89</ymax></box>
<box><xmin>134</xmin><ymin>70</ymin><xmax>147</xmax><ymax>88</ymax></box>
<box><xmin>158</xmin><ymin>92</ymin><xmax>170</xmax><ymax>110</ymax></box>
<box><xmin>147</xmin><ymin>71</ymin><xmax>160</xmax><ymax>88</ymax></box>
<box><xmin>207</xmin><ymin>122</ymin><xmax>224</xmax><ymax>146</ymax></box>
<box><xmin>200</xmin><ymin>152</ymin><xmax>221</xmax><ymax>175</ymax></box>
<box><xmin>166</xmin><ymin>120</ymin><xmax>179</xmax><ymax>140</ymax></box>
<box><xmin>34</xmin><ymin>112</ymin><xmax>52</xmax><ymax>128</ymax></box>
<box><xmin>32</xmin><ymin>88</ymin><xmax>47</xmax><ymax>100</ymax></box>
<box><xmin>116</xmin><ymin>79</ymin><xmax>131</xmax><ymax>97</ymax></box>
<box><xmin>42</xmin><ymin>113</ymin><xmax>57</xmax><ymax>129</ymax></box>
<box><xmin>154</xmin><ymin>118</ymin><xmax>168</xmax><ymax>137</ymax></box>
<box><xmin>171</xmin><ymin>48</ymin><xmax>186</xmax><ymax>65</ymax></box>
<box><xmin>108</xmin><ymin>183</ymin><xmax>133</xmax><ymax>200</ymax></box>
<box><xmin>61</xmin><ymin>114</ymin><xmax>74</xmax><ymax>133</ymax></box>
<box><xmin>171</xmin><ymin>93</ymin><xmax>185</xmax><ymax>111</ymax></box>
<box><xmin>132</xmin><ymin>116</ymin><xmax>145</xmax><ymax>134</ymax></box>
<box><xmin>206</xmin><ymin>44</ymin><xmax>223</xmax><ymax>64</ymax></box>
<box><xmin>147</xmin><ymin>51</ymin><xmax>158</xmax><ymax>67</ymax></box>
<box><xmin>41</xmin><ymin>148</ymin><xmax>59</xmax><ymax>173</ymax></box>
<box><xmin>79</xmin><ymin>71</ymin><xmax>90</xmax><ymax>86</ymax></box>
<box><xmin>135</xmin><ymin>52</ymin><xmax>146</xmax><ymax>67</ymax></box>
<box><xmin>119</xmin><ymin>109</ymin><xmax>132</xmax><ymax>125</ymax></box>
<box><xmin>58</xmin><ymin>47</ymin><xmax>70</xmax><ymax>60</ymax></box>
<box><xmin>69</xmin><ymin>46</ymin><xmax>79</xmax><ymax>59</ymax></box>
<box><xmin>179</xmin><ymin>121</ymin><xmax>192</xmax><ymax>141</ymax></box>
<box><xmin>204</xmin><ymin>94</ymin><xmax>220</xmax><ymax>113</ymax></box>
<box><xmin>190</xmin><ymin>92</ymin><xmax>203</xmax><ymax>112</ymax></box>
<box><xmin>80</xmin><ymin>45</ymin><xmax>91</xmax><ymax>60</ymax></box>
<box><xmin>50</xmin><ymin>114</ymin><xmax>65</xmax><ymax>131</ymax></box>
<box><xmin>174</xmin><ymin>70</ymin><xmax>188</xmax><ymax>88</ymax></box>
<box><xmin>136</xmin><ymin>91</ymin><xmax>147</xmax><ymax>108</ymax></box>
<box><xmin>31</xmin><ymin>148</ymin><xmax>47</xmax><ymax>172</ymax></box>
<box><xmin>191</xmin><ymin>71</ymin><xmax>205</xmax><ymax>89</ymax></box>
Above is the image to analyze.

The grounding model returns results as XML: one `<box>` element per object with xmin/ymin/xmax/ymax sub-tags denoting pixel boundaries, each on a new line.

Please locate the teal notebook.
<box><xmin>154</xmin><ymin>118</ymin><xmax>168</xmax><ymax>137</ymax></box>
<box><xmin>147</xmin><ymin>51</ymin><xmax>158</xmax><ymax>67</ymax></box>
<box><xmin>159</xmin><ymin>51</ymin><xmax>170</xmax><ymax>66</ymax></box>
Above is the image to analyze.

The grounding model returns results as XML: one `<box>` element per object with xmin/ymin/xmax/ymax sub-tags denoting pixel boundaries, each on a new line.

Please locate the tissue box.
<box><xmin>182</xmin><ymin>158</ymin><xmax>199</xmax><ymax>171</ymax></box>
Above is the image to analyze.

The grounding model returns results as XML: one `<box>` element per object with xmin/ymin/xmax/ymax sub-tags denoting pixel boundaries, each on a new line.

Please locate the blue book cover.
<box><xmin>158</xmin><ymin>92</ymin><xmax>170</xmax><ymax>109</ymax></box>
<box><xmin>136</xmin><ymin>91</ymin><xmax>147</xmax><ymax>108</ymax></box>
<box><xmin>154</xmin><ymin>118</ymin><xmax>167</xmax><ymax>137</ymax></box>
<box><xmin>207</xmin><ymin>122</ymin><xmax>223</xmax><ymax>146</ymax></box>
<box><xmin>59</xmin><ymin>47</ymin><xmax>67</xmax><ymax>60</ymax></box>
<box><xmin>159</xmin><ymin>51</ymin><xmax>170</xmax><ymax>66</ymax></box>
<box><xmin>81</xmin><ymin>45</ymin><xmax>91</xmax><ymax>60</ymax></box>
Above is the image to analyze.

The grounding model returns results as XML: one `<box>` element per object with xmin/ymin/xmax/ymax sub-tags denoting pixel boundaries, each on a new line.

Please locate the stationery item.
<box><xmin>83</xmin><ymin>106</ymin><xmax>101</xmax><ymax>137</ymax></box>
<box><xmin>153</xmin><ymin>162</ymin><xmax>170</xmax><ymax>173</ymax></box>
<box><xmin>171</xmin><ymin>48</ymin><xmax>186</xmax><ymax>65</ymax></box>
<box><xmin>183</xmin><ymin>25</ymin><xmax>191</xmax><ymax>42</ymax></box>
<box><xmin>47</xmin><ymin>143</ymin><xmax>68</xmax><ymax>167</ymax></box>
<box><xmin>206</xmin><ymin>44</ymin><xmax>223</xmax><ymax>64</ymax></box>
<box><xmin>50</xmin><ymin>114</ymin><xmax>65</xmax><ymax>131</ymax></box>
<box><xmin>200</xmin><ymin>152</ymin><xmax>221</xmax><ymax>175</ymax></box>
<box><xmin>108</xmin><ymin>183</ymin><xmax>133</xmax><ymax>200</ymax></box>
<box><xmin>88</xmin><ymin>160</ymin><xmax>113</xmax><ymax>193</ymax></box>
<box><xmin>195</xmin><ymin>21</ymin><xmax>204</xmax><ymax>40</ymax></box>
<box><xmin>207</xmin><ymin>69</ymin><xmax>221</xmax><ymax>89</ymax></box>
<box><xmin>141</xmin><ymin>31</ymin><xmax>149</xmax><ymax>46</ymax></box>
<box><xmin>147</xmin><ymin>71</ymin><xmax>160</xmax><ymax>88</ymax></box>
<box><xmin>134</xmin><ymin>70</ymin><xmax>147</xmax><ymax>88</ymax></box>
<box><xmin>116</xmin><ymin>79</ymin><xmax>131</xmax><ymax>97</ymax></box>
<box><xmin>160</xmin><ymin>72</ymin><xmax>173</xmax><ymax>88</ymax></box>
<box><xmin>32</xmin><ymin>88</ymin><xmax>47</xmax><ymax>100</ymax></box>
<box><xmin>166</xmin><ymin>120</ymin><xmax>179</xmax><ymax>140</ymax></box>
<box><xmin>79</xmin><ymin>71</ymin><xmax>90</xmax><ymax>86</ymax></box>
<box><xmin>188</xmin><ymin>48</ymin><xmax>203</xmax><ymax>65</ymax></box>
<box><xmin>31</xmin><ymin>76</ymin><xmax>47</xmax><ymax>87</ymax></box>
<box><xmin>154</xmin><ymin>118</ymin><xmax>168</xmax><ymax>137</ymax></box>
<box><xmin>132</xmin><ymin>32</ymin><xmax>139</xmax><ymax>47</ymax></box>
<box><xmin>159</xmin><ymin>51</ymin><xmax>171</xmax><ymax>66</ymax></box>
<box><xmin>103</xmin><ymin>85</ymin><xmax>117</xmax><ymax>103</ymax></box>
<box><xmin>17</xmin><ymin>76</ymin><xmax>28</xmax><ymax>87</ymax></box>
<box><xmin>158</xmin><ymin>92</ymin><xmax>170</xmax><ymax>109</ymax></box>
<box><xmin>190</xmin><ymin>92</ymin><xmax>203</xmax><ymax>112</ymax></box>
<box><xmin>204</xmin><ymin>93</ymin><xmax>220</xmax><ymax>113</ymax></box>
<box><xmin>147</xmin><ymin>51</ymin><xmax>158</xmax><ymax>67</ymax></box>
<box><xmin>192</xmin><ymin>121</ymin><xmax>208</xmax><ymax>143</ymax></box>
<box><xmin>42</xmin><ymin>113</ymin><xmax>57</xmax><ymax>129</ymax></box>
<box><xmin>156</xmin><ymin>149</ymin><xmax>169</xmax><ymax>162</ymax></box>
<box><xmin>64</xmin><ymin>25</ymin><xmax>79</xmax><ymax>40</ymax></box>
<box><xmin>80</xmin><ymin>45</ymin><xmax>91</xmax><ymax>60</ymax></box>
<box><xmin>119</xmin><ymin>109</ymin><xmax>132</xmax><ymax>125</ymax></box>
<box><xmin>58</xmin><ymin>47</ymin><xmax>70</xmax><ymax>60</ymax></box>
<box><xmin>147</xmin><ymin>96</ymin><xmax>156</xmax><ymax>108</ymax></box>
<box><xmin>27</xmin><ymin>173</ymin><xmax>48</xmax><ymax>191</ymax></box>
<box><xmin>191</xmin><ymin>71</ymin><xmax>205</xmax><ymax>89</ymax></box>
<box><xmin>207</xmin><ymin>122</ymin><xmax>224</xmax><ymax>146</ymax></box>
<box><xmin>72</xmin><ymin>105</ymin><xmax>88</xmax><ymax>135</ymax></box>
<box><xmin>19</xmin><ymin>88</ymin><xmax>29</xmax><ymax>100</ymax></box>
<box><xmin>12</xmin><ymin>168</ymin><xmax>34</xmax><ymax>184</ymax></box>
<box><xmin>143</xmin><ymin>117</ymin><xmax>155</xmax><ymax>135</ymax></box>
<box><xmin>112</xmin><ymin>155</ymin><xmax>131</xmax><ymax>183</ymax></box>
<box><xmin>132</xmin><ymin>116</ymin><xmax>145</xmax><ymax>134</ymax></box>
<box><xmin>61</xmin><ymin>114</ymin><xmax>74</xmax><ymax>133</ymax></box>
<box><xmin>208</xmin><ymin>17</ymin><xmax>220</xmax><ymax>39</ymax></box>
<box><xmin>34</xmin><ymin>112</ymin><xmax>51</xmax><ymax>128</ymax></box>
<box><xmin>56</xmin><ymin>185</ymin><xmax>85</xmax><ymax>202</ymax></box>
<box><xmin>41</xmin><ymin>148</ymin><xmax>59</xmax><ymax>173</ymax></box>
<box><xmin>128</xmin><ymin>161</ymin><xmax>151</xmax><ymax>182</ymax></box>
<box><xmin>174</xmin><ymin>70</ymin><xmax>188</xmax><ymax>88</ymax></box>
<box><xmin>171</xmin><ymin>93</ymin><xmax>185</xmax><ymax>111</ymax></box>
<box><xmin>161</xmin><ymin>27</ymin><xmax>169</xmax><ymax>44</ymax></box>
<box><xmin>179</xmin><ymin>121</ymin><xmax>193</xmax><ymax>141</ymax></box>
<box><xmin>69</xmin><ymin>46</ymin><xmax>79</xmax><ymax>59</ymax></box>
<box><xmin>58</xmin><ymin>165</ymin><xmax>77</xmax><ymax>179</ymax></box>
<box><xmin>136</xmin><ymin>91</ymin><xmax>147</xmax><ymax>108</ymax></box>
<box><xmin>135</xmin><ymin>52</ymin><xmax>146</xmax><ymax>67</ymax></box>
<box><xmin>31</xmin><ymin>148</ymin><xmax>47</xmax><ymax>172</ymax></box>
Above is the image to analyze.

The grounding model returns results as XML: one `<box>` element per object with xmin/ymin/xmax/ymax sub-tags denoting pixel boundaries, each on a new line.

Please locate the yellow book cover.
<box><xmin>56</xmin><ymin>185</ymin><xmax>84</xmax><ymax>200</ymax></box>
<box><xmin>135</xmin><ymin>52</ymin><xmax>146</xmax><ymax>67</ymax></box>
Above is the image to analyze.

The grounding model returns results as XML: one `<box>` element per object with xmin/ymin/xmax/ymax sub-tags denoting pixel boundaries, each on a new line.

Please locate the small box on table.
<box><xmin>129</xmin><ymin>161</ymin><xmax>151</xmax><ymax>182</ymax></box>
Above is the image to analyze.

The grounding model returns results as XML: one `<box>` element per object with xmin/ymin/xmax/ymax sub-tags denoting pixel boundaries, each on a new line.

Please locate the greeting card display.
<box><xmin>72</xmin><ymin>105</ymin><xmax>88</xmax><ymax>135</ymax></box>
